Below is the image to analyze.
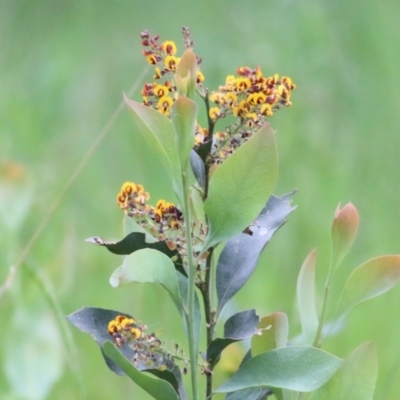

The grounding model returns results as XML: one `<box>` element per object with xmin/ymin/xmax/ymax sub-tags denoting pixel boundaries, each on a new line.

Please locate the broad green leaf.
<box><xmin>297</xmin><ymin>249</ymin><xmax>319</xmax><ymax>345</ymax></box>
<box><xmin>214</xmin><ymin>346</ymin><xmax>342</xmax><ymax>394</ymax></box>
<box><xmin>109</xmin><ymin>248</ymin><xmax>181</xmax><ymax>307</ymax></box>
<box><xmin>175</xmin><ymin>48</ymin><xmax>197</xmax><ymax>99</ymax></box>
<box><xmin>171</xmin><ymin>96</ymin><xmax>197</xmax><ymax>169</ymax></box>
<box><xmin>251</xmin><ymin>312</ymin><xmax>289</xmax><ymax>357</ymax></box>
<box><xmin>124</xmin><ymin>96</ymin><xmax>183</xmax><ymax>204</ymax></box>
<box><xmin>207</xmin><ymin>310</ymin><xmax>260</xmax><ymax>368</ymax></box>
<box><xmin>336</xmin><ymin>255</ymin><xmax>400</xmax><ymax>318</ymax></box>
<box><xmin>103</xmin><ymin>341</ymin><xmax>180</xmax><ymax>400</ymax></box>
<box><xmin>204</xmin><ymin>123</ymin><xmax>278</xmax><ymax>250</ymax></box>
<box><xmin>216</xmin><ymin>192</ymin><xmax>296</xmax><ymax>317</ymax></box>
<box><xmin>311</xmin><ymin>342</ymin><xmax>378</xmax><ymax>400</ymax></box>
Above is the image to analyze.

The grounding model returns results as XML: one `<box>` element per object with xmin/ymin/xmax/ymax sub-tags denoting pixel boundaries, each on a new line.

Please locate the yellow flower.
<box><xmin>130</xmin><ymin>327</ymin><xmax>142</xmax><ymax>339</ymax></box>
<box><xmin>209</xmin><ymin>91</ymin><xmax>222</xmax><ymax>104</ymax></box>
<box><xmin>164</xmin><ymin>55</ymin><xmax>180</xmax><ymax>71</ymax></box>
<box><xmin>197</xmin><ymin>70</ymin><xmax>205</xmax><ymax>83</ymax></box>
<box><xmin>260</xmin><ymin>103</ymin><xmax>273</xmax><ymax>117</ymax></box>
<box><xmin>247</xmin><ymin>92</ymin><xmax>266</xmax><ymax>105</ymax></box>
<box><xmin>209</xmin><ymin>107</ymin><xmax>221</xmax><ymax>120</ymax></box>
<box><xmin>224</xmin><ymin>92</ymin><xmax>238</xmax><ymax>105</ymax></box>
<box><xmin>161</xmin><ymin>40</ymin><xmax>177</xmax><ymax>56</ymax></box>
<box><xmin>157</xmin><ymin>96</ymin><xmax>174</xmax><ymax>116</ymax></box>
<box><xmin>153</xmin><ymin>67</ymin><xmax>163</xmax><ymax>80</ymax></box>
<box><xmin>235</xmin><ymin>77</ymin><xmax>251</xmax><ymax>92</ymax></box>
<box><xmin>145</xmin><ymin>54</ymin><xmax>158</xmax><ymax>65</ymax></box>
<box><xmin>108</xmin><ymin>320</ymin><xmax>119</xmax><ymax>334</ymax></box>
<box><xmin>154</xmin><ymin>84</ymin><xmax>169</xmax><ymax>98</ymax></box>
<box><xmin>122</xmin><ymin>182</ymin><xmax>137</xmax><ymax>195</ymax></box>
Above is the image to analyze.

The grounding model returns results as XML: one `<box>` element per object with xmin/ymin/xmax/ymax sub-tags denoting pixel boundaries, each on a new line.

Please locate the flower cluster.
<box><xmin>116</xmin><ymin>182</ymin><xmax>183</xmax><ymax>240</ymax></box>
<box><xmin>140</xmin><ymin>28</ymin><xmax>204</xmax><ymax>117</ymax></box>
<box><xmin>107</xmin><ymin>315</ymin><xmax>174</xmax><ymax>371</ymax></box>
<box><xmin>108</xmin><ymin>315</ymin><xmax>144</xmax><ymax>344</ymax></box>
<box><xmin>116</xmin><ymin>181</ymin><xmax>207</xmax><ymax>270</ymax></box>
<box><xmin>207</xmin><ymin>67</ymin><xmax>296</xmax><ymax>164</ymax></box>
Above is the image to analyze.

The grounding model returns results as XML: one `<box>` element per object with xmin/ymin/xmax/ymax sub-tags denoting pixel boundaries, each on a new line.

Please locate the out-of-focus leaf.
<box><xmin>124</xmin><ymin>95</ymin><xmax>183</xmax><ymax>204</ymax></box>
<box><xmin>297</xmin><ymin>249</ymin><xmax>319</xmax><ymax>345</ymax></box>
<box><xmin>204</xmin><ymin>124</ymin><xmax>278</xmax><ymax>250</ymax></box>
<box><xmin>216</xmin><ymin>191</ymin><xmax>296</xmax><ymax>317</ymax></box>
<box><xmin>0</xmin><ymin>160</ymin><xmax>33</xmax><ymax>232</ymax></box>
<box><xmin>214</xmin><ymin>346</ymin><xmax>342</xmax><ymax>394</ymax></box>
<box><xmin>336</xmin><ymin>255</ymin><xmax>400</xmax><ymax>318</ymax></box>
<box><xmin>109</xmin><ymin>248</ymin><xmax>181</xmax><ymax>308</ymax></box>
<box><xmin>5</xmin><ymin>307</ymin><xmax>63</xmax><ymax>400</ymax></box>
<box><xmin>103</xmin><ymin>341</ymin><xmax>180</xmax><ymax>400</ymax></box>
<box><xmin>251</xmin><ymin>312</ymin><xmax>289</xmax><ymax>357</ymax></box>
<box><xmin>331</xmin><ymin>203</ymin><xmax>359</xmax><ymax>269</ymax></box>
<box><xmin>190</xmin><ymin>150</ymin><xmax>206</xmax><ymax>189</ymax></box>
<box><xmin>171</xmin><ymin>96</ymin><xmax>197</xmax><ymax>169</ymax></box>
<box><xmin>311</xmin><ymin>342</ymin><xmax>378</xmax><ymax>400</ymax></box>
<box><xmin>207</xmin><ymin>310</ymin><xmax>260</xmax><ymax>368</ymax></box>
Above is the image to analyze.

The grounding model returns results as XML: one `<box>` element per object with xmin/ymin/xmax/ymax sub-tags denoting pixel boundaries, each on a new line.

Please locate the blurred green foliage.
<box><xmin>1</xmin><ymin>0</ymin><xmax>400</xmax><ymax>398</ymax></box>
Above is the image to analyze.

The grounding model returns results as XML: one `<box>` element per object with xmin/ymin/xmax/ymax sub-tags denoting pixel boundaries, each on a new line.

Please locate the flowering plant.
<box><xmin>68</xmin><ymin>28</ymin><xmax>400</xmax><ymax>400</ymax></box>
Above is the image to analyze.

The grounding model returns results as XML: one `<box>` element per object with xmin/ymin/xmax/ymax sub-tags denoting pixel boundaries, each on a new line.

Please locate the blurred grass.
<box><xmin>1</xmin><ymin>0</ymin><xmax>400</xmax><ymax>398</ymax></box>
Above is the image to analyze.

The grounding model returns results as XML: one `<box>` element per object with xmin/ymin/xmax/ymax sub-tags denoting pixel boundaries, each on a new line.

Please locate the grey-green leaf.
<box><xmin>216</xmin><ymin>192</ymin><xmax>296</xmax><ymax>317</ymax></box>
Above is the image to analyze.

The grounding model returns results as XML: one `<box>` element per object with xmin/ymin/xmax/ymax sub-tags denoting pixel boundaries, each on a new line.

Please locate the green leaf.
<box><xmin>214</xmin><ymin>346</ymin><xmax>342</xmax><ymax>394</ymax></box>
<box><xmin>336</xmin><ymin>255</ymin><xmax>400</xmax><ymax>318</ymax></box>
<box><xmin>297</xmin><ymin>249</ymin><xmax>319</xmax><ymax>345</ymax></box>
<box><xmin>175</xmin><ymin>48</ymin><xmax>197</xmax><ymax>99</ymax></box>
<box><xmin>124</xmin><ymin>95</ymin><xmax>183</xmax><ymax>204</ymax></box>
<box><xmin>109</xmin><ymin>248</ymin><xmax>181</xmax><ymax>307</ymax></box>
<box><xmin>251</xmin><ymin>312</ymin><xmax>289</xmax><ymax>356</ymax></box>
<box><xmin>171</xmin><ymin>96</ymin><xmax>197</xmax><ymax>169</ymax></box>
<box><xmin>103</xmin><ymin>341</ymin><xmax>180</xmax><ymax>400</ymax></box>
<box><xmin>204</xmin><ymin>123</ymin><xmax>278</xmax><ymax>250</ymax></box>
<box><xmin>311</xmin><ymin>342</ymin><xmax>378</xmax><ymax>400</ymax></box>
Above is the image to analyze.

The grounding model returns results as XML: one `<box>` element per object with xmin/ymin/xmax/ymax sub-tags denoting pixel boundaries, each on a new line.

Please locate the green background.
<box><xmin>1</xmin><ymin>0</ymin><xmax>399</xmax><ymax>398</ymax></box>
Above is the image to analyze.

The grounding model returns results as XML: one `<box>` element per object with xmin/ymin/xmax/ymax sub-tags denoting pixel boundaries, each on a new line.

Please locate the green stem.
<box><xmin>201</xmin><ymin>247</ymin><xmax>215</xmax><ymax>397</ymax></box>
<box><xmin>182</xmin><ymin>170</ymin><xmax>199</xmax><ymax>400</ymax></box>
<box><xmin>313</xmin><ymin>260</ymin><xmax>335</xmax><ymax>348</ymax></box>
